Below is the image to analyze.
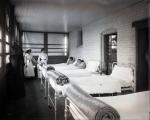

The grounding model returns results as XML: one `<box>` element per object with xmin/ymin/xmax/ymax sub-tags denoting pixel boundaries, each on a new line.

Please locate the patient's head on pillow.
<box><xmin>75</xmin><ymin>59</ymin><xmax>86</xmax><ymax>69</ymax></box>
<box><xmin>66</xmin><ymin>57</ymin><xmax>75</xmax><ymax>65</ymax></box>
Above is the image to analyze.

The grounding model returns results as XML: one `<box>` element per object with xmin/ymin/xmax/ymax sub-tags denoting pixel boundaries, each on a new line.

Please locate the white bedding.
<box><xmin>55</xmin><ymin>64</ymin><xmax>79</xmax><ymax>71</ymax></box>
<box><xmin>48</xmin><ymin>63</ymin><xmax>66</xmax><ymax>67</ymax></box>
<box><xmin>47</xmin><ymin>63</ymin><xmax>82</xmax><ymax>71</ymax></box>
<box><xmin>57</xmin><ymin>69</ymin><xmax>95</xmax><ymax>78</ymax></box>
<box><xmin>38</xmin><ymin>65</ymin><xmax>47</xmax><ymax>78</ymax></box>
<box><xmin>48</xmin><ymin>77</ymin><xmax>69</xmax><ymax>93</ymax></box>
<box><xmin>96</xmin><ymin>91</ymin><xmax>150</xmax><ymax>120</ymax></box>
<box><xmin>70</xmin><ymin>75</ymin><xmax>132</xmax><ymax>94</ymax></box>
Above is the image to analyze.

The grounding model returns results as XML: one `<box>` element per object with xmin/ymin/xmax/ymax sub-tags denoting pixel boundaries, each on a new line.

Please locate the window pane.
<box><xmin>0</xmin><ymin>56</ymin><xmax>2</xmax><ymax>68</ymax></box>
<box><xmin>6</xmin><ymin>55</ymin><xmax>10</xmax><ymax>63</ymax></box>
<box><xmin>22</xmin><ymin>32</ymin><xmax>44</xmax><ymax>56</ymax></box>
<box><xmin>6</xmin><ymin>44</ymin><xmax>10</xmax><ymax>53</ymax></box>
<box><xmin>48</xmin><ymin>34</ymin><xmax>68</xmax><ymax>56</ymax></box>
<box><xmin>6</xmin><ymin>35</ymin><xmax>9</xmax><ymax>43</ymax></box>
<box><xmin>0</xmin><ymin>42</ymin><xmax>2</xmax><ymax>53</ymax></box>
<box><xmin>6</xmin><ymin>14</ymin><xmax>9</xmax><ymax>28</ymax></box>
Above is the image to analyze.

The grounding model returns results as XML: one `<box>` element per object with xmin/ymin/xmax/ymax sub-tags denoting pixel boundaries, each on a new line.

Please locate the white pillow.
<box><xmin>111</xmin><ymin>66</ymin><xmax>134</xmax><ymax>82</ymax></box>
<box><xmin>86</xmin><ymin>60</ymin><xmax>99</xmax><ymax>73</ymax></box>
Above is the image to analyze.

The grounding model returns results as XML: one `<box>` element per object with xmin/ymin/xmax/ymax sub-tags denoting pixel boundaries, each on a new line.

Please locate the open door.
<box><xmin>133</xmin><ymin>19</ymin><xmax>149</xmax><ymax>92</ymax></box>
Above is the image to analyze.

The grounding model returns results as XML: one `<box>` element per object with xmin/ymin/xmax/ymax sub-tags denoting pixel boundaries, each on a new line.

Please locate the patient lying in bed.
<box><xmin>49</xmin><ymin>58</ymin><xmax>86</xmax><ymax>71</ymax></box>
<box><xmin>56</xmin><ymin>60</ymin><xmax>99</xmax><ymax>77</ymax></box>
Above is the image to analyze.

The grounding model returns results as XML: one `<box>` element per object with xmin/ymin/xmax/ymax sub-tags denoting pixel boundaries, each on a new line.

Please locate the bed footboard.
<box><xmin>65</xmin><ymin>97</ymin><xmax>88</xmax><ymax>120</ymax></box>
<box><xmin>47</xmin><ymin>79</ymin><xmax>64</xmax><ymax>120</ymax></box>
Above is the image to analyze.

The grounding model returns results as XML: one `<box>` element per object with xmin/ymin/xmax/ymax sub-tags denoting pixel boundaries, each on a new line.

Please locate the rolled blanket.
<box><xmin>47</xmin><ymin>70</ymin><xmax>69</xmax><ymax>86</ymax></box>
<box><xmin>65</xmin><ymin>84</ymin><xmax>120</xmax><ymax>120</ymax></box>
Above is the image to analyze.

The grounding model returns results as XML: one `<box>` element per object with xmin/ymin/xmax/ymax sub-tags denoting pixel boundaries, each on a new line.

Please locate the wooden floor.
<box><xmin>4</xmin><ymin>78</ymin><xmax>73</xmax><ymax>120</ymax></box>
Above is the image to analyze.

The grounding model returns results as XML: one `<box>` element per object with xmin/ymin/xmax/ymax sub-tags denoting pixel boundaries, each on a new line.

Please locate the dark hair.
<box><xmin>69</xmin><ymin>57</ymin><xmax>74</xmax><ymax>60</ymax></box>
<box><xmin>26</xmin><ymin>49</ymin><xmax>31</xmax><ymax>53</ymax></box>
<box><xmin>41</xmin><ymin>48</ymin><xmax>45</xmax><ymax>52</ymax></box>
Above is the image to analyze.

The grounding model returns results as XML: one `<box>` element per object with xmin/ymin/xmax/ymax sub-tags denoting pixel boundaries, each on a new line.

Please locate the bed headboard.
<box><xmin>112</xmin><ymin>62</ymin><xmax>135</xmax><ymax>91</ymax></box>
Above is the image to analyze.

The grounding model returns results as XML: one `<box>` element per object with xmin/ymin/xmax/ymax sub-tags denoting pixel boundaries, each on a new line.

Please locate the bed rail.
<box><xmin>38</xmin><ymin>65</ymin><xmax>47</xmax><ymax>98</ymax></box>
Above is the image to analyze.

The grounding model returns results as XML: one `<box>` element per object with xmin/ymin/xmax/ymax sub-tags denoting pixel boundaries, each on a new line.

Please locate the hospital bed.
<box><xmin>69</xmin><ymin>65</ymin><xmax>134</xmax><ymax>96</ymax></box>
<box><xmin>46</xmin><ymin>60</ymin><xmax>100</xmax><ymax>120</ymax></box>
<box><xmin>49</xmin><ymin>58</ymin><xmax>86</xmax><ymax>71</ymax></box>
<box><xmin>37</xmin><ymin>58</ymin><xmax>87</xmax><ymax>98</ymax></box>
<box><xmin>37</xmin><ymin>56</ymin><xmax>75</xmax><ymax>82</ymax></box>
<box><xmin>64</xmin><ymin>82</ymin><xmax>149</xmax><ymax>120</ymax></box>
<box><xmin>56</xmin><ymin>60</ymin><xmax>100</xmax><ymax>77</ymax></box>
<box><xmin>64</xmin><ymin>84</ymin><xmax>120</xmax><ymax>120</ymax></box>
<box><xmin>95</xmin><ymin>91</ymin><xmax>150</xmax><ymax>120</ymax></box>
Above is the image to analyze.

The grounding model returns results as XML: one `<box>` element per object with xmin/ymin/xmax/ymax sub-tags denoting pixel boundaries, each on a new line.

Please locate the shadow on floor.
<box><xmin>4</xmin><ymin>78</ymin><xmax>73</xmax><ymax>120</ymax></box>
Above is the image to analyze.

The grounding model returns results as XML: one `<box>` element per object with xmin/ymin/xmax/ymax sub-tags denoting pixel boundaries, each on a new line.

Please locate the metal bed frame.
<box><xmin>38</xmin><ymin>65</ymin><xmax>64</xmax><ymax>120</ymax></box>
<box><xmin>47</xmin><ymin>77</ymin><xmax>64</xmax><ymax>120</ymax></box>
<box><xmin>64</xmin><ymin>97</ymin><xmax>88</xmax><ymax>120</ymax></box>
<box><xmin>38</xmin><ymin>66</ymin><xmax>47</xmax><ymax>98</ymax></box>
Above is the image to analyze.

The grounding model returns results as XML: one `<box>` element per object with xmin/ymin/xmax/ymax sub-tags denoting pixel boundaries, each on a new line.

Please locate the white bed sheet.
<box><xmin>70</xmin><ymin>75</ymin><xmax>132</xmax><ymax>94</ymax></box>
<box><xmin>48</xmin><ymin>63</ymin><xmax>66</xmax><ymax>67</ymax></box>
<box><xmin>57</xmin><ymin>69</ymin><xmax>94</xmax><ymax>78</ymax></box>
<box><xmin>96</xmin><ymin>91</ymin><xmax>150</xmax><ymax>120</ymax></box>
<box><xmin>48</xmin><ymin>63</ymin><xmax>80</xmax><ymax>71</ymax></box>
<box><xmin>47</xmin><ymin>77</ymin><xmax>69</xmax><ymax>95</ymax></box>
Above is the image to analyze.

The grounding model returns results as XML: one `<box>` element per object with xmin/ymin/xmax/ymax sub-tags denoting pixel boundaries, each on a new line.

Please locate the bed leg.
<box><xmin>44</xmin><ymin>78</ymin><xmax>47</xmax><ymax>99</ymax></box>
<box><xmin>40</xmin><ymin>73</ymin><xmax>42</xmax><ymax>90</ymax></box>
<box><xmin>54</xmin><ymin>91</ymin><xmax>57</xmax><ymax>120</ymax></box>
<box><xmin>48</xmin><ymin>82</ymin><xmax>50</xmax><ymax>106</ymax></box>
<box><xmin>64</xmin><ymin>98</ymin><xmax>68</xmax><ymax>120</ymax></box>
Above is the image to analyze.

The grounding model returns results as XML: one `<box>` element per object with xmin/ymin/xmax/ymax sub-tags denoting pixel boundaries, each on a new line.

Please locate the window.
<box><xmin>6</xmin><ymin>34</ymin><xmax>9</xmax><ymax>43</ymax></box>
<box><xmin>48</xmin><ymin>34</ymin><xmax>68</xmax><ymax>56</ymax></box>
<box><xmin>6</xmin><ymin>55</ymin><xmax>10</xmax><ymax>64</ymax></box>
<box><xmin>5</xmin><ymin>34</ymin><xmax>10</xmax><ymax>64</ymax></box>
<box><xmin>22</xmin><ymin>32</ymin><xmax>44</xmax><ymax>56</ymax></box>
<box><xmin>0</xmin><ymin>28</ymin><xmax>2</xmax><ymax>39</ymax></box>
<box><xmin>64</xmin><ymin>35</ymin><xmax>68</xmax><ymax>56</ymax></box>
<box><xmin>6</xmin><ymin>44</ymin><xmax>10</xmax><ymax>53</ymax></box>
<box><xmin>0</xmin><ymin>28</ymin><xmax>2</xmax><ymax>68</ymax></box>
<box><xmin>0</xmin><ymin>56</ymin><xmax>2</xmax><ymax>68</ymax></box>
<box><xmin>0</xmin><ymin>42</ymin><xmax>2</xmax><ymax>54</ymax></box>
<box><xmin>6</xmin><ymin>14</ymin><xmax>9</xmax><ymax>29</ymax></box>
<box><xmin>104</xmin><ymin>33</ymin><xmax>117</xmax><ymax>75</ymax></box>
<box><xmin>5</xmin><ymin>34</ymin><xmax>10</xmax><ymax>53</ymax></box>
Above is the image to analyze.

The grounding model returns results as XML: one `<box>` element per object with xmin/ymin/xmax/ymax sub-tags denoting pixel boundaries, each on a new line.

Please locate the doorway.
<box><xmin>133</xmin><ymin>19</ymin><xmax>149</xmax><ymax>92</ymax></box>
<box><xmin>104</xmin><ymin>33</ymin><xmax>117</xmax><ymax>75</ymax></box>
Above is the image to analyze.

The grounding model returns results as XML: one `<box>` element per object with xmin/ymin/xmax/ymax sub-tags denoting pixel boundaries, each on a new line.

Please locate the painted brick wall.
<box><xmin>69</xmin><ymin>1</ymin><xmax>148</xmax><ymax>67</ymax></box>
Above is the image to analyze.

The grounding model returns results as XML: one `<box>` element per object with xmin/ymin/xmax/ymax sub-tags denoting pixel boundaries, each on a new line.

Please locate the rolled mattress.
<box><xmin>65</xmin><ymin>84</ymin><xmax>120</xmax><ymax>120</ymax></box>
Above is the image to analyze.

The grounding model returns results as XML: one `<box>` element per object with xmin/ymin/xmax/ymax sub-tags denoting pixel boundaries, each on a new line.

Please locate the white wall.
<box><xmin>148</xmin><ymin>2</ymin><xmax>150</xmax><ymax>89</ymax></box>
<box><xmin>69</xmin><ymin>1</ymin><xmax>148</xmax><ymax>67</ymax></box>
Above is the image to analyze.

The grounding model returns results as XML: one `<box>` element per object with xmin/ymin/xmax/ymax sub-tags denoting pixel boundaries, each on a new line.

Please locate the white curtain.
<box><xmin>22</xmin><ymin>32</ymin><xmax>44</xmax><ymax>56</ymax></box>
<box><xmin>48</xmin><ymin>34</ymin><xmax>67</xmax><ymax>56</ymax></box>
